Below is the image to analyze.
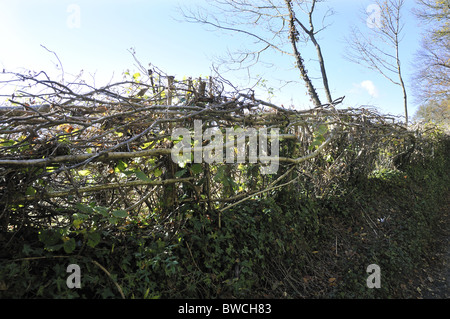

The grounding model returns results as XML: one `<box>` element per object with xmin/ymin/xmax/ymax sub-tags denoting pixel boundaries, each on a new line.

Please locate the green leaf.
<box><xmin>142</xmin><ymin>142</ymin><xmax>153</xmax><ymax>149</ymax></box>
<box><xmin>175</xmin><ymin>168</ymin><xmax>187</xmax><ymax>178</ymax></box>
<box><xmin>122</xmin><ymin>170</ymin><xmax>134</xmax><ymax>176</ymax></box>
<box><xmin>134</xmin><ymin>170</ymin><xmax>152</xmax><ymax>182</ymax></box>
<box><xmin>190</xmin><ymin>163</ymin><xmax>203</xmax><ymax>175</ymax></box>
<box><xmin>46</xmin><ymin>244</ymin><xmax>63</xmax><ymax>252</ymax></box>
<box><xmin>317</xmin><ymin>124</ymin><xmax>328</xmax><ymax>136</ymax></box>
<box><xmin>114</xmin><ymin>131</ymin><xmax>124</xmax><ymax>137</ymax></box>
<box><xmin>93</xmin><ymin>206</ymin><xmax>109</xmax><ymax>216</ymax></box>
<box><xmin>100</xmin><ymin>287</ymin><xmax>115</xmax><ymax>299</ymax></box>
<box><xmin>133</xmin><ymin>72</ymin><xmax>141</xmax><ymax>80</ymax></box>
<box><xmin>0</xmin><ymin>139</ymin><xmax>16</xmax><ymax>147</ymax></box>
<box><xmin>213</xmin><ymin>166</ymin><xmax>225</xmax><ymax>182</ymax></box>
<box><xmin>144</xmin><ymin>287</ymin><xmax>150</xmax><ymax>299</ymax></box>
<box><xmin>116</xmin><ymin>160</ymin><xmax>127</xmax><ymax>172</ymax></box>
<box><xmin>73</xmin><ymin>212</ymin><xmax>88</xmax><ymax>221</ymax></box>
<box><xmin>73</xmin><ymin>219</ymin><xmax>83</xmax><ymax>229</ymax></box>
<box><xmin>22</xmin><ymin>244</ymin><xmax>34</xmax><ymax>256</ymax></box>
<box><xmin>25</xmin><ymin>186</ymin><xmax>36</xmax><ymax>196</ymax></box>
<box><xmin>311</xmin><ymin>139</ymin><xmax>321</xmax><ymax>147</ymax></box>
<box><xmin>112</xmin><ymin>210</ymin><xmax>128</xmax><ymax>218</ymax></box>
<box><xmin>86</xmin><ymin>231</ymin><xmax>101</xmax><ymax>248</ymax></box>
<box><xmin>39</xmin><ymin>229</ymin><xmax>61</xmax><ymax>246</ymax></box>
<box><xmin>109</xmin><ymin>217</ymin><xmax>119</xmax><ymax>225</ymax></box>
<box><xmin>78</xmin><ymin>169</ymin><xmax>91</xmax><ymax>176</ymax></box>
<box><xmin>75</xmin><ymin>203</ymin><xmax>94</xmax><ymax>214</ymax></box>
<box><xmin>63</xmin><ymin>238</ymin><xmax>76</xmax><ymax>253</ymax></box>
<box><xmin>154</xmin><ymin>168</ymin><xmax>163</xmax><ymax>178</ymax></box>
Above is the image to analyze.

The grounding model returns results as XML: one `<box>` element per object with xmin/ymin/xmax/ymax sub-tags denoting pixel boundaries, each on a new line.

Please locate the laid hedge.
<box><xmin>1</xmin><ymin>130</ymin><xmax>448</xmax><ymax>299</ymax></box>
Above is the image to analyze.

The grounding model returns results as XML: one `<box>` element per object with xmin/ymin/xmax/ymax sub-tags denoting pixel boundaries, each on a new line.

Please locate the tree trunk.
<box><xmin>400</xmin><ymin>78</ymin><xmax>408</xmax><ymax>125</ymax></box>
<box><xmin>396</xmin><ymin>39</ymin><xmax>408</xmax><ymax>125</ymax></box>
<box><xmin>310</xmin><ymin>34</ymin><xmax>333</xmax><ymax>104</ymax></box>
<box><xmin>285</xmin><ymin>0</ymin><xmax>322</xmax><ymax>108</ymax></box>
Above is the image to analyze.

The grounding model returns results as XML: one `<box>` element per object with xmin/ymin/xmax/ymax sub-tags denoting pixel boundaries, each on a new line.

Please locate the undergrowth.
<box><xmin>1</xmin><ymin>133</ymin><xmax>449</xmax><ymax>299</ymax></box>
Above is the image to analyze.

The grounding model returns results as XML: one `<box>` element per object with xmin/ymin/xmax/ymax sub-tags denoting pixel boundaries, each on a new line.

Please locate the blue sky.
<box><xmin>0</xmin><ymin>0</ymin><xmax>424</xmax><ymax>118</ymax></box>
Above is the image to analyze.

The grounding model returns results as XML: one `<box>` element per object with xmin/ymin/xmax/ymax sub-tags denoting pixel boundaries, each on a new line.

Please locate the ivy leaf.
<box><xmin>153</xmin><ymin>168</ymin><xmax>163</xmax><ymax>178</ymax></box>
<box><xmin>190</xmin><ymin>163</ymin><xmax>203</xmax><ymax>175</ymax></box>
<box><xmin>73</xmin><ymin>212</ymin><xmax>88</xmax><ymax>221</ymax></box>
<box><xmin>134</xmin><ymin>170</ymin><xmax>152</xmax><ymax>182</ymax></box>
<box><xmin>63</xmin><ymin>238</ymin><xmax>76</xmax><ymax>254</ymax></box>
<box><xmin>116</xmin><ymin>160</ymin><xmax>127</xmax><ymax>172</ymax></box>
<box><xmin>47</xmin><ymin>244</ymin><xmax>63</xmax><ymax>252</ymax></box>
<box><xmin>100</xmin><ymin>288</ymin><xmax>115</xmax><ymax>299</ymax></box>
<box><xmin>86</xmin><ymin>231</ymin><xmax>101</xmax><ymax>248</ymax></box>
<box><xmin>213</xmin><ymin>166</ymin><xmax>225</xmax><ymax>182</ymax></box>
<box><xmin>75</xmin><ymin>203</ymin><xmax>94</xmax><ymax>214</ymax></box>
<box><xmin>122</xmin><ymin>170</ymin><xmax>134</xmax><ymax>176</ymax></box>
<box><xmin>73</xmin><ymin>219</ymin><xmax>83</xmax><ymax>229</ymax></box>
<box><xmin>112</xmin><ymin>210</ymin><xmax>128</xmax><ymax>218</ymax></box>
<box><xmin>39</xmin><ymin>229</ymin><xmax>61</xmax><ymax>246</ymax></box>
<box><xmin>22</xmin><ymin>244</ymin><xmax>34</xmax><ymax>256</ymax></box>
<box><xmin>175</xmin><ymin>168</ymin><xmax>187</xmax><ymax>178</ymax></box>
<box><xmin>316</xmin><ymin>124</ymin><xmax>328</xmax><ymax>136</ymax></box>
<box><xmin>25</xmin><ymin>186</ymin><xmax>36</xmax><ymax>196</ymax></box>
<box><xmin>93</xmin><ymin>206</ymin><xmax>109</xmax><ymax>216</ymax></box>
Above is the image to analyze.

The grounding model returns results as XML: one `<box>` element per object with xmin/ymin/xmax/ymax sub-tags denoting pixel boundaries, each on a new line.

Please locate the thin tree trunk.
<box><xmin>400</xmin><ymin>76</ymin><xmax>408</xmax><ymax>125</ymax></box>
<box><xmin>396</xmin><ymin>35</ymin><xmax>408</xmax><ymax>125</ymax></box>
<box><xmin>285</xmin><ymin>0</ymin><xmax>322</xmax><ymax>108</ymax></box>
<box><xmin>310</xmin><ymin>34</ymin><xmax>333</xmax><ymax>104</ymax></box>
<box><xmin>304</xmin><ymin>0</ymin><xmax>332</xmax><ymax>104</ymax></box>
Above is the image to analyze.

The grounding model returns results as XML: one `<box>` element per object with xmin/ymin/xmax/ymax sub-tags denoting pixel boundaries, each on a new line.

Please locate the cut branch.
<box><xmin>3</xmin><ymin>177</ymin><xmax>194</xmax><ymax>204</ymax></box>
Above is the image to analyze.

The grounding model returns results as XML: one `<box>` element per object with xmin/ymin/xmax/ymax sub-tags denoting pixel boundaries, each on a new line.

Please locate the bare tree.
<box><xmin>412</xmin><ymin>0</ymin><xmax>450</xmax><ymax>103</ymax></box>
<box><xmin>414</xmin><ymin>0</ymin><xmax>449</xmax><ymax>39</ymax></box>
<box><xmin>413</xmin><ymin>37</ymin><xmax>450</xmax><ymax>102</ymax></box>
<box><xmin>180</xmin><ymin>0</ymin><xmax>336</xmax><ymax>108</ymax></box>
<box><xmin>345</xmin><ymin>0</ymin><xmax>409</xmax><ymax>125</ymax></box>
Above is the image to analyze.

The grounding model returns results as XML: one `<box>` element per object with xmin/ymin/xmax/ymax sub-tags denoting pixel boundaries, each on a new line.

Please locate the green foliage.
<box><xmin>1</xmin><ymin>128</ymin><xmax>449</xmax><ymax>299</ymax></box>
<box><xmin>310</xmin><ymin>123</ymin><xmax>329</xmax><ymax>150</ymax></box>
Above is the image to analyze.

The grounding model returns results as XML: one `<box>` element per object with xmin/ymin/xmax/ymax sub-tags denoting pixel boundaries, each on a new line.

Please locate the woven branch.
<box><xmin>0</xmin><ymin>65</ymin><xmax>416</xmax><ymax>223</ymax></box>
<box><xmin>2</xmin><ymin>177</ymin><xmax>194</xmax><ymax>205</ymax></box>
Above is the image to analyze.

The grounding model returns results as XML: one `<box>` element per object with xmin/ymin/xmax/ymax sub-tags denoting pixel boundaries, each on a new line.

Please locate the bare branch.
<box><xmin>344</xmin><ymin>0</ymin><xmax>408</xmax><ymax>124</ymax></box>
